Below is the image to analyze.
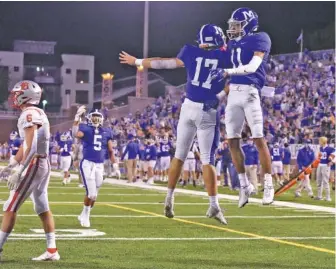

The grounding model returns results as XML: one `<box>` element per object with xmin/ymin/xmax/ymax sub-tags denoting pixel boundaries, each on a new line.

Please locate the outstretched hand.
<box><xmin>119</xmin><ymin>51</ymin><xmax>137</xmax><ymax>66</ymax></box>
<box><xmin>210</xmin><ymin>68</ymin><xmax>228</xmax><ymax>82</ymax></box>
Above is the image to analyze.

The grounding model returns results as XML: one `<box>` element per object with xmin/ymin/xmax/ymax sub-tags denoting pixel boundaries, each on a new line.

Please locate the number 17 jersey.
<box><xmin>79</xmin><ymin>124</ymin><xmax>112</xmax><ymax>163</ymax></box>
<box><xmin>177</xmin><ymin>44</ymin><xmax>230</xmax><ymax>103</ymax></box>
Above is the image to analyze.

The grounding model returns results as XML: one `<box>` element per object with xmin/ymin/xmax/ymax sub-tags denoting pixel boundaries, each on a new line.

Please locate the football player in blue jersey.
<box><xmin>160</xmin><ymin>135</ymin><xmax>172</xmax><ymax>182</ymax></box>
<box><xmin>58</xmin><ymin>132</ymin><xmax>74</xmax><ymax>185</ymax></box>
<box><xmin>316</xmin><ymin>137</ymin><xmax>335</xmax><ymax>201</ymax></box>
<box><xmin>120</xmin><ymin>24</ymin><xmax>228</xmax><ymax>225</ymax></box>
<box><xmin>270</xmin><ymin>142</ymin><xmax>284</xmax><ymax>186</ymax></box>
<box><xmin>72</xmin><ymin>107</ymin><xmax>116</xmax><ymax>227</ymax></box>
<box><xmin>211</xmin><ymin>7</ymin><xmax>274</xmax><ymax>207</ymax></box>
<box><xmin>8</xmin><ymin>131</ymin><xmax>21</xmax><ymax>165</ymax></box>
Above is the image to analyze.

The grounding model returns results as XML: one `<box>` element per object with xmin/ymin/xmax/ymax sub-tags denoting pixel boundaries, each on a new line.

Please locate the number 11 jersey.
<box><xmin>177</xmin><ymin>45</ymin><xmax>230</xmax><ymax>103</ymax></box>
<box><xmin>79</xmin><ymin>124</ymin><xmax>113</xmax><ymax>163</ymax></box>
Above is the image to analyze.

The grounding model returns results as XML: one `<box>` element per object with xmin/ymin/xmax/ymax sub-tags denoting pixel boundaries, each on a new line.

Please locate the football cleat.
<box><xmin>32</xmin><ymin>250</ymin><xmax>60</xmax><ymax>261</ymax></box>
<box><xmin>238</xmin><ymin>184</ymin><xmax>255</xmax><ymax>208</ymax></box>
<box><xmin>78</xmin><ymin>214</ymin><xmax>90</xmax><ymax>228</ymax></box>
<box><xmin>206</xmin><ymin>206</ymin><xmax>228</xmax><ymax>225</ymax></box>
<box><xmin>295</xmin><ymin>191</ymin><xmax>301</xmax><ymax>198</ymax></box>
<box><xmin>164</xmin><ymin>198</ymin><xmax>174</xmax><ymax>219</ymax></box>
<box><xmin>262</xmin><ymin>184</ymin><xmax>274</xmax><ymax>205</ymax></box>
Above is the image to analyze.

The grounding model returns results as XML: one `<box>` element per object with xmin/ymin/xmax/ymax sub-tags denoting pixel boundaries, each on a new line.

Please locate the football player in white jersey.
<box><xmin>0</xmin><ymin>81</ymin><xmax>59</xmax><ymax>261</ymax></box>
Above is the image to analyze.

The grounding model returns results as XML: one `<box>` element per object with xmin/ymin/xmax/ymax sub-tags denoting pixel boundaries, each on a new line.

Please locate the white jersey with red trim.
<box><xmin>17</xmin><ymin>107</ymin><xmax>50</xmax><ymax>156</ymax></box>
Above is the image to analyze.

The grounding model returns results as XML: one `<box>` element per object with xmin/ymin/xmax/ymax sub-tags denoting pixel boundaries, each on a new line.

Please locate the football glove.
<box><xmin>7</xmin><ymin>170</ymin><xmax>22</xmax><ymax>191</ymax></box>
<box><xmin>74</xmin><ymin>105</ymin><xmax>87</xmax><ymax>122</ymax></box>
<box><xmin>210</xmin><ymin>68</ymin><xmax>226</xmax><ymax>82</ymax></box>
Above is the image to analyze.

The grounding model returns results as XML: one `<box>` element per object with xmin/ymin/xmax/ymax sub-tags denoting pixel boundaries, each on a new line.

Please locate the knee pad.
<box><xmin>200</xmin><ymin>153</ymin><xmax>211</xmax><ymax>166</ymax></box>
<box><xmin>174</xmin><ymin>150</ymin><xmax>188</xmax><ymax>162</ymax></box>
<box><xmin>34</xmin><ymin>203</ymin><xmax>50</xmax><ymax>215</ymax></box>
<box><xmin>250</xmin><ymin>123</ymin><xmax>264</xmax><ymax>138</ymax></box>
<box><xmin>88</xmin><ymin>194</ymin><xmax>97</xmax><ymax>201</ymax></box>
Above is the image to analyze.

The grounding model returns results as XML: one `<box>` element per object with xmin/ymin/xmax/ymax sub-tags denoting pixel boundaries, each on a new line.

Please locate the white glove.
<box><xmin>74</xmin><ymin>105</ymin><xmax>87</xmax><ymax>122</ymax></box>
<box><xmin>112</xmin><ymin>163</ymin><xmax>119</xmax><ymax>171</ymax></box>
<box><xmin>7</xmin><ymin>170</ymin><xmax>22</xmax><ymax>191</ymax></box>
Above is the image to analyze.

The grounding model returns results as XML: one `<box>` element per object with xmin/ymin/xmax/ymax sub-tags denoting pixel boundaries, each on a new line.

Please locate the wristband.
<box><xmin>135</xmin><ymin>59</ymin><xmax>144</xmax><ymax>66</ymax></box>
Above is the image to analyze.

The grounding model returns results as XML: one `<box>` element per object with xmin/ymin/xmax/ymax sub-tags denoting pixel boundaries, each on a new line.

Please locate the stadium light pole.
<box><xmin>42</xmin><ymin>99</ymin><xmax>47</xmax><ymax>110</ymax></box>
<box><xmin>143</xmin><ymin>1</ymin><xmax>149</xmax><ymax>58</ymax></box>
<box><xmin>139</xmin><ymin>1</ymin><xmax>149</xmax><ymax>98</ymax></box>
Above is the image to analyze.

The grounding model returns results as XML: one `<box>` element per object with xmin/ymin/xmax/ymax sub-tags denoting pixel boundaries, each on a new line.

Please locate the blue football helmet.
<box><xmin>197</xmin><ymin>24</ymin><xmax>226</xmax><ymax>48</ymax></box>
<box><xmin>227</xmin><ymin>7</ymin><xmax>259</xmax><ymax>40</ymax></box>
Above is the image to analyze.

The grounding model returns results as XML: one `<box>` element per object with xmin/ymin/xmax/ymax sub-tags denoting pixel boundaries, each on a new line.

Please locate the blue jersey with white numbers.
<box><xmin>177</xmin><ymin>44</ymin><xmax>230</xmax><ymax>103</ymax></box>
<box><xmin>319</xmin><ymin>146</ymin><xmax>335</xmax><ymax>165</ymax></box>
<box><xmin>271</xmin><ymin>147</ymin><xmax>283</xmax><ymax>162</ymax></box>
<box><xmin>160</xmin><ymin>142</ymin><xmax>172</xmax><ymax>157</ymax></box>
<box><xmin>145</xmin><ymin>145</ymin><xmax>157</xmax><ymax>161</ymax></box>
<box><xmin>59</xmin><ymin>141</ymin><xmax>73</xmax><ymax>157</ymax></box>
<box><xmin>10</xmin><ymin>138</ymin><xmax>21</xmax><ymax>156</ymax></box>
<box><xmin>79</xmin><ymin>124</ymin><xmax>112</xmax><ymax>163</ymax></box>
<box><xmin>228</xmin><ymin>32</ymin><xmax>271</xmax><ymax>90</ymax></box>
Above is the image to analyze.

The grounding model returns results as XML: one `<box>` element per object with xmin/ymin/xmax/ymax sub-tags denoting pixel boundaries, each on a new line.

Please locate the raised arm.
<box><xmin>119</xmin><ymin>51</ymin><xmax>184</xmax><ymax>69</ymax></box>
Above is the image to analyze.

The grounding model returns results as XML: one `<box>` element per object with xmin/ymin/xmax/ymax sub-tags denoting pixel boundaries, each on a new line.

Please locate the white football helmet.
<box><xmin>87</xmin><ymin>110</ymin><xmax>104</xmax><ymax>128</ymax></box>
<box><xmin>9</xmin><ymin>131</ymin><xmax>18</xmax><ymax>141</ymax></box>
<box><xmin>9</xmin><ymin>80</ymin><xmax>42</xmax><ymax>108</ymax></box>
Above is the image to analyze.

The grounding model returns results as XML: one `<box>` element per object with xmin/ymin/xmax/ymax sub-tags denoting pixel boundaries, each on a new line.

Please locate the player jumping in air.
<box><xmin>211</xmin><ymin>7</ymin><xmax>274</xmax><ymax>207</ymax></box>
<box><xmin>120</xmin><ymin>24</ymin><xmax>229</xmax><ymax>225</ymax></box>
<box><xmin>0</xmin><ymin>80</ymin><xmax>59</xmax><ymax>261</ymax></box>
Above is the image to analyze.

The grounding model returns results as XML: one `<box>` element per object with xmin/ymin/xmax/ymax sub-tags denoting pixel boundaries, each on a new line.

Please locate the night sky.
<box><xmin>0</xmin><ymin>1</ymin><xmax>334</xmax><ymax>85</ymax></box>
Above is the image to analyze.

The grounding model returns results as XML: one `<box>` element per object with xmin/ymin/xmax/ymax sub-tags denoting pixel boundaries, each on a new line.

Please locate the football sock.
<box><xmin>238</xmin><ymin>173</ymin><xmax>249</xmax><ymax>187</ymax></box>
<box><xmin>0</xmin><ymin>230</ymin><xmax>10</xmax><ymax>249</ymax></box>
<box><xmin>264</xmin><ymin>173</ymin><xmax>273</xmax><ymax>186</ymax></box>
<box><xmin>46</xmin><ymin>232</ymin><xmax>57</xmax><ymax>249</ymax></box>
<box><xmin>166</xmin><ymin>188</ymin><xmax>175</xmax><ymax>201</ymax></box>
<box><xmin>209</xmin><ymin>196</ymin><xmax>220</xmax><ymax>209</ymax></box>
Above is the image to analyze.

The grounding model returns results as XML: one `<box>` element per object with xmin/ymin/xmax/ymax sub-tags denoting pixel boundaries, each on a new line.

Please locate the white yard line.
<box><xmin>104</xmin><ymin>179</ymin><xmax>336</xmax><ymax>214</ymax></box>
<box><xmin>16</xmin><ymin>214</ymin><xmax>334</xmax><ymax>219</ymax></box>
<box><xmin>8</xmin><ymin>236</ymin><xmax>335</xmax><ymax>241</ymax></box>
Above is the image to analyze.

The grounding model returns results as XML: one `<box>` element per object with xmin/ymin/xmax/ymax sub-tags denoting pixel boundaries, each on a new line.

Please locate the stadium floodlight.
<box><xmin>101</xmin><ymin>73</ymin><xmax>114</xmax><ymax>80</ymax></box>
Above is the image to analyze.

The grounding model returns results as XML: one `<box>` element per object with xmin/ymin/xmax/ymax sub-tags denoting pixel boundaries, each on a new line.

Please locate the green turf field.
<box><xmin>0</xmin><ymin>175</ymin><xmax>334</xmax><ymax>269</ymax></box>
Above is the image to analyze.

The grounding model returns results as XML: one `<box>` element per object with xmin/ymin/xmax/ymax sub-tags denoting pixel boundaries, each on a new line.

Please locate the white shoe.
<box><xmin>62</xmin><ymin>180</ymin><xmax>67</xmax><ymax>185</ymax></box>
<box><xmin>32</xmin><ymin>250</ymin><xmax>60</xmax><ymax>261</ymax></box>
<box><xmin>295</xmin><ymin>191</ymin><xmax>301</xmax><ymax>197</ymax></box>
<box><xmin>67</xmin><ymin>178</ymin><xmax>71</xmax><ymax>184</ymax></box>
<box><xmin>147</xmin><ymin>179</ymin><xmax>154</xmax><ymax>185</ymax></box>
<box><xmin>238</xmin><ymin>184</ymin><xmax>255</xmax><ymax>208</ymax></box>
<box><xmin>78</xmin><ymin>184</ymin><xmax>84</xmax><ymax>188</ymax></box>
<box><xmin>262</xmin><ymin>184</ymin><xmax>274</xmax><ymax>205</ymax></box>
<box><xmin>164</xmin><ymin>197</ymin><xmax>174</xmax><ymax>218</ymax></box>
<box><xmin>206</xmin><ymin>206</ymin><xmax>228</xmax><ymax>225</ymax></box>
<box><xmin>325</xmin><ymin>197</ymin><xmax>332</xmax><ymax>202</ymax></box>
<box><xmin>78</xmin><ymin>214</ymin><xmax>90</xmax><ymax>227</ymax></box>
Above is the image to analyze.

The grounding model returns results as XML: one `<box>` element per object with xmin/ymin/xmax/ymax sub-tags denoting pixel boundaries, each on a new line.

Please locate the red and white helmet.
<box><xmin>9</xmin><ymin>80</ymin><xmax>42</xmax><ymax>109</ymax></box>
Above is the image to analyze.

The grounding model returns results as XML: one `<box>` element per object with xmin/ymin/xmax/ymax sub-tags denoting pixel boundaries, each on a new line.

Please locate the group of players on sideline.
<box><xmin>4</xmin><ymin>129</ymin><xmax>336</xmax><ymax>199</ymax></box>
<box><xmin>0</xmin><ymin>6</ymin><xmax>334</xmax><ymax>262</ymax></box>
